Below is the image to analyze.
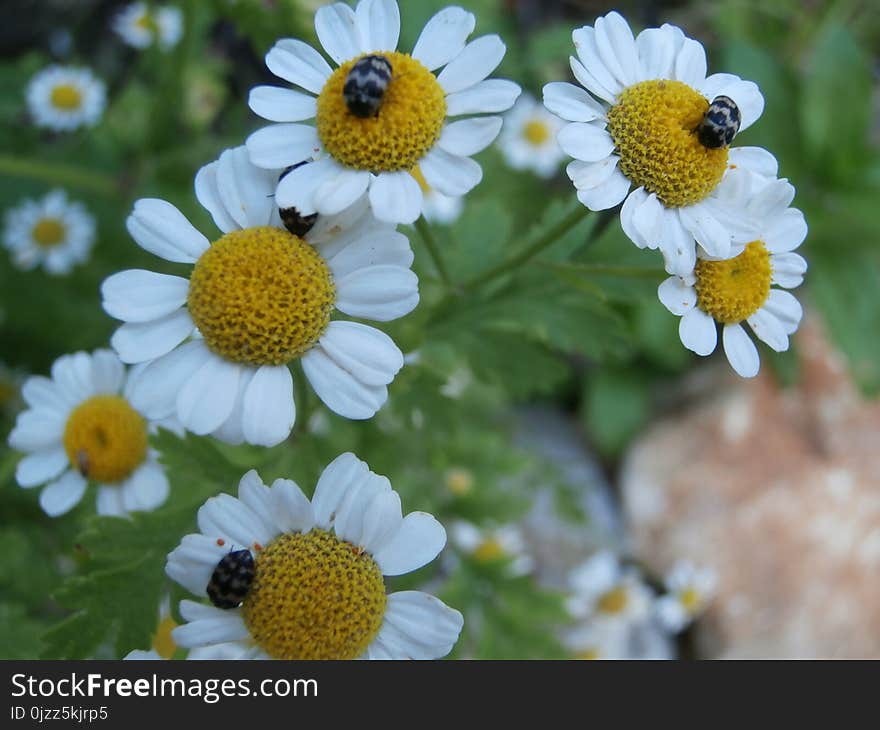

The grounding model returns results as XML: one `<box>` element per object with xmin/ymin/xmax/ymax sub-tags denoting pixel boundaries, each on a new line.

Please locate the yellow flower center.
<box><xmin>241</xmin><ymin>529</ymin><xmax>387</xmax><ymax>660</ymax></box>
<box><xmin>151</xmin><ymin>616</ymin><xmax>178</xmax><ymax>660</ymax></box>
<box><xmin>473</xmin><ymin>538</ymin><xmax>506</xmax><ymax>562</ymax></box>
<box><xmin>62</xmin><ymin>395</ymin><xmax>148</xmax><ymax>483</ymax></box>
<box><xmin>606</xmin><ymin>80</ymin><xmax>728</xmax><ymax>207</ymax></box>
<box><xmin>316</xmin><ymin>52</ymin><xmax>446</xmax><ymax>173</ymax></box>
<box><xmin>444</xmin><ymin>467</ymin><xmax>473</xmax><ymax>496</ymax></box>
<box><xmin>187</xmin><ymin>227</ymin><xmax>335</xmax><ymax>366</ymax></box>
<box><xmin>523</xmin><ymin>119</ymin><xmax>551</xmax><ymax>145</ymax></box>
<box><xmin>31</xmin><ymin>218</ymin><xmax>66</xmax><ymax>247</ymax></box>
<box><xmin>679</xmin><ymin>588</ymin><xmax>702</xmax><ymax>613</ymax></box>
<box><xmin>596</xmin><ymin>585</ymin><xmax>629</xmax><ymax>615</ymax></box>
<box><xmin>695</xmin><ymin>241</ymin><xmax>771</xmax><ymax>324</ymax></box>
<box><xmin>49</xmin><ymin>84</ymin><xmax>83</xmax><ymax>111</ymax></box>
<box><xmin>135</xmin><ymin>12</ymin><xmax>158</xmax><ymax>34</ymax></box>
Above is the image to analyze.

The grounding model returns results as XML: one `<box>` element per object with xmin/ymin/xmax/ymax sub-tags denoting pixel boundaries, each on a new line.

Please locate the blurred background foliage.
<box><xmin>0</xmin><ymin>0</ymin><xmax>877</xmax><ymax>658</ymax></box>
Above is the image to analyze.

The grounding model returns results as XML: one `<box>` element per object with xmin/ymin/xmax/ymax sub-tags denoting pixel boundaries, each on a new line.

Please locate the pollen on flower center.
<box><xmin>523</xmin><ymin>120</ymin><xmax>550</xmax><ymax>145</ymax></box>
<box><xmin>606</xmin><ymin>80</ymin><xmax>728</xmax><ymax>208</ymax></box>
<box><xmin>187</xmin><ymin>227</ymin><xmax>335</xmax><ymax>366</ymax></box>
<box><xmin>695</xmin><ymin>241</ymin><xmax>771</xmax><ymax>324</ymax></box>
<box><xmin>62</xmin><ymin>395</ymin><xmax>148</xmax><ymax>483</ymax></box>
<box><xmin>316</xmin><ymin>52</ymin><xmax>446</xmax><ymax>173</ymax></box>
<box><xmin>596</xmin><ymin>585</ymin><xmax>629</xmax><ymax>615</ymax></box>
<box><xmin>50</xmin><ymin>84</ymin><xmax>83</xmax><ymax>111</ymax></box>
<box><xmin>241</xmin><ymin>529</ymin><xmax>387</xmax><ymax>660</ymax></box>
<box><xmin>32</xmin><ymin>218</ymin><xmax>66</xmax><ymax>247</ymax></box>
<box><xmin>152</xmin><ymin>616</ymin><xmax>178</xmax><ymax>660</ymax></box>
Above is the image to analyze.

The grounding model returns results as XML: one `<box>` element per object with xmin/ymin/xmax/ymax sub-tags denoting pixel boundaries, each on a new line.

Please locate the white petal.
<box><xmin>127</xmin><ymin>199</ymin><xmax>209</xmax><ymax>264</ymax></box>
<box><xmin>700</xmin><ymin>74</ymin><xmax>764</xmax><ymax>131</ymax></box>
<box><xmin>728</xmin><ymin>146</ymin><xmax>778</xmax><ymax>177</ymax></box>
<box><xmin>126</xmin><ymin>340</ymin><xmax>209</xmax><ymax>420</ymax></box>
<box><xmin>209</xmin><ymin>367</ymin><xmax>253</xmax><ymax>446</ymax></box>
<box><xmin>120</xmin><ymin>461</ymin><xmax>170</xmax><ymax>512</ymax></box>
<box><xmin>51</xmin><ymin>352</ymin><xmax>94</xmax><ymax>404</ymax></box>
<box><xmin>636</xmin><ymin>26</ymin><xmax>676</xmax><ymax>80</ymax></box>
<box><xmin>102</xmin><ymin>270</ymin><xmax>189</xmax><ymax>324</ymax></box>
<box><xmin>722</xmin><ymin>323</ymin><xmax>760</xmax><ymax>377</ymax></box>
<box><xmin>214</xmin><ymin>145</ymin><xmax>279</xmax><ymax>229</ymax></box>
<box><xmin>771</xmin><ymin>252</ymin><xmax>807</xmax><ymax>288</ymax></box>
<box><xmin>444</xmin><ymin>79</ymin><xmax>521</xmax><ymax>116</ymax></box>
<box><xmin>325</xmin><ymin>229</ymin><xmax>412</xmax><ymax>278</ymax></box>
<box><xmin>235</xmin><ymin>470</ymin><xmax>278</xmax><ymax>540</ymax></box>
<box><xmin>176</xmin><ymin>356</ymin><xmax>241</xmax><ymax>435</ymax></box>
<box><xmin>679</xmin><ymin>205</ymin><xmax>731</xmax><ymax>258</ymax></box>
<box><xmin>275</xmin><ymin>157</ymin><xmax>341</xmax><ymax>215</ymax></box>
<box><xmin>569</xmin><ymin>56</ymin><xmax>616</xmax><ymax>105</ymax></box>
<box><xmin>312</xmin><ymin>452</ymin><xmax>370</xmax><ymax>528</ymax></box>
<box><xmin>679</xmin><ymin>308</ymin><xmax>717</xmax><ymax>356</ymax></box>
<box><xmin>248</xmin><ymin>85</ymin><xmax>317</xmax><ymax>123</ymax></box>
<box><xmin>9</xmin><ymin>410</ymin><xmax>66</xmax><ymax>452</ymax></box>
<box><xmin>368</xmin><ymin>172</ymin><xmax>422</xmax><ymax>225</ymax></box>
<box><xmin>301</xmin><ymin>346</ymin><xmax>388</xmax><ymax>419</ymax></box>
<box><xmin>378</xmin><ymin>591</ymin><xmax>463</xmax><ymax>659</ymax></box>
<box><xmin>658</xmin><ymin>277</ymin><xmax>696</xmax><ymax>316</ymax></box>
<box><xmin>16</xmin><ymin>449</ymin><xmax>69</xmax><ymax>488</ymax></box>
<box><xmin>412</xmin><ymin>7</ymin><xmax>475</xmax><ymax>71</ymax></box>
<box><xmin>572</xmin><ymin>27</ymin><xmax>622</xmax><ymax>100</ymax></box>
<box><xmin>40</xmin><ymin>470</ymin><xmax>87</xmax><ymax>517</ymax></box>
<box><xmin>89</xmin><ymin>349</ymin><xmax>125</xmax><ymax>394</ymax></box>
<box><xmin>165</xmin><ymin>535</ymin><xmax>229</xmax><ymax>596</ymax></box>
<box><xmin>747</xmin><ymin>308</ymin><xmax>789</xmax><ymax>352</ymax></box>
<box><xmin>575</xmin><ymin>168</ymin><xmax>630</xmax><ymax>210</ymax></box>
<box><xmin>437</xmin><ymin>35</ymin><xmax>506</xmax><ymax>95</ymax></box>
<box><xmin>360</xmin><ymin>489</ymin><xmax>402</xmax><ymax>555</ymax></box>
<box><xmin>674</xmin><ymin>38</ymin><xmax>707</xmax><ymax>89</ymax></box>
<box><xmin>198</xmin><ymin>493</ymin><xmax>274</xmax><ymax>548</ymax></box>
<box><xmin>567</xmin><ymin>156</ymin><xmax>619</xmax><ymax>189</ymax></box>
<box><xmin>241</xmin><ymin>365</ymin><xmax>295</xmax><ymax>447</ymax></box>
<box><xmin>314</xmin><ymin>168</ymin><xmax>370</xmax><ymax>216</ymax></box>
<box><xmin>373</xmin><ymin>512</ymin><xmax>446</xmax><ymax>576</ymax></box>
<box><xmin>438</xmin><ymin>117</ymin><xmax>503</xmax><ymax>157</ymax></box>
<box><xmin>763</xmin><ymin>208</ymin><xmax>807</xmax><ymax>254</ymax></box>
<box><xmin>194</xmin><ymin>161</ymin><xmax>238</xmax><ymax>235</ymax></box>
<box><xmin>543</xmin><ymin>81</ymin><xmax>604</xmax><ymax>122</ymax></box>
<box><xmin>620</xmin><ymin>187</ymin><xmax>660</xmax><ymax>249</ymax></box>
<box><xmin>265</xmin><ymin>39</ymin><xmax>332</xmax><ymax>94</ymax></box>
<box><xmin>660</xmin><ymin>211</ymin><xmax>697</xmax><ymax>277</ymax></box>
<box><xmin>355</xmin><ymin>0</ymin><xmax>400</xmax><ymax>54</ymax></box>
<box><xmin>21</xmin><ymin>376</ymin><xmax>69</xmax><ymax>414</ymax></box>
<box><xmin>173</xmin><ymin>613</ymin><xmax>250</xmax><ymax>648</ymax></box>
<box><xmin>763</xmin><ymin>289</ymin><xmax>803</xmax><ymax>334</ymax></box>
<box><xmin>315</xmin><ymin>3</ymin><xmax>359</xmax><ymax>64</ymax></box>
<box><xmin>334</xmin><ymin>472</ymin><xmax>391</xmax><ymax>547</ymax></box>
<box><xmin>269</xmin><ymin>478</ymin><xmax>315</xmax><ymax>534</ymax></box>
<box><xmin>111</xmin><ymin>309</ymin><xmax>195</xmax><ymax>364</ymax></box>
<box><xmin>419</xmin><ymin>148</ymin><xmax>482</xmax><ymax>197</ymax></box>
<box><xmin>318</xmin><ymin>321</ymin><xmax>403</xmax><ymax>387</ymax></box>
<box><xmin>594</xmin><ymin>12</ymin><xmax>640</xmax><ymax>88</ymax></box>
<box><xmin>557</xmin><ymin>122</ymin><xmax>615</xmax><ymax>162</ymax></box>
<box><xmin>748</xmin><ymin>176</ymin><xmax>795</xmax><ymax>221</ymax></box>
<box><xmin>245</xmin><ymin>124</ymin><xmax>320</xmax><ymax>169</ymax></box>
<box><xmin>334</xmin><ymin>264</ymin><xmax>419</xmax><ymax>321</ymax></box>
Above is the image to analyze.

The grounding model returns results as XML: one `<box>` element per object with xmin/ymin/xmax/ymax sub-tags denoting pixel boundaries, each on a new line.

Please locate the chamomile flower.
<box><xmin>543</xmin><ymin>11</ymin><xmax>773</xmax><ymax>275</ymax></box>
<box><xmin>125</xmin><ymin>597</ymin><xmax>240</xmax><ymax>659</ymax></box>
<box><xmin>26</xmin><ymin>65</ymin><xmax>106</xmax><ymax>132</ymax></box>
<box><xmin>499</xmin><ymin>93</ymin><xmax>564</xmax><ymax>178</ymax></box>
<box><xmin>113</xmin><ymin>3</ymin><xmax>183</xmax><ymax>51</ymax></box>
<box><xmin>655</xmin><ymin>561</ymin><xmax>717</xmax><ymax>633</ymax></box>
<box><xmin>567</xmin><ymin>550</ymin><xmax>654</xmax><ymax>626</ymax></box>
<box><xmin>451</xmin><ymin>520</ymin><xmax>534</xmax><ymax>575</ymax></box>
<box><xmin>658</xmin><ymin>170</ymin><xmax>807</xmax><ymax>377</ymax></box>
<box><xmin>8</xmin><ymin>350</ymin><xmax>174</xmax><ymax>518</ymax></box>
<box><xmin>101</xmin><ymin>146</ymin><xmax>418</xmax><ymax>448</ymax></box>
<box><xmin>2</xmin><ymin>190</ymin><xmax>95</xmax><ymax>275</ymax></box>
<box><xmin>562</xmin><ymin>621</ymin><xmax>629</xmax><ymax>660</ymax></box>
<box><xmin>246</xmin><ymin>0</ymin><xmax>521</xmax><ymax>225</ymax></box>
<box><xmin>166</xmin><ymin>453</ymin><xmax>464</xmax><ymax>660</ymax></box>
<box><xmin>412</xmin><ymin>166</ymin><xmax>463</xmax><ymax>225</ymax></box>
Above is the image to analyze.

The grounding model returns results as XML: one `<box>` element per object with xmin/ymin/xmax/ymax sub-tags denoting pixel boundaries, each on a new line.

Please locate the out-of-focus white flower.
<box><xmin>26</xmin><ymin>65</ymin><xmax>105</xmax><ymax>132</ymax></box>
<box><xmin>655</xmin><ymin>561</ymin><xmax>717</xmax><ymax>632</ymax></box>
<box><xmin>567</xmin><ymin>550</ymin><xmax>654</xmax><ymax>626</ymax></box>
<box><xmin>451</xmin><ymin>520</ymin><xmax>534</xmax><ymax>575</ymax></box>
<box><xmin>499</xmin><ymin>93</ymin><xmax>564</xmax><ymax>178</ymax></box>
<box><xmin>114</xmin><ymin>3</ymin><xmax>183</xmax><ymax>51</ymax></box>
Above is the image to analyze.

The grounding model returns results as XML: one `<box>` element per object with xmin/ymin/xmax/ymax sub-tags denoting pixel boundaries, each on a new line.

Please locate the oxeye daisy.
<box><xmin>655</xmin><ymin>561</ymin><xmax>717</xmax><ymax>633</ymax></box>
<box><xmin>499</xmin><ymin>93</ymin><xmax>564</xmax><ymax>178</ymax></box>
<box><xmin>245</xmin><ymin>0</ymin><xmax>521</xmax><ymax>224</ymax></box>
<box><xmin>166</xmin><ymin>453</ymin><xmax>464</xmax><ymax>660</ymax></box>
<box><xmin>542</xmin><ymin>11</ymin><xmax>773</xmax><ymax>275</ymax></box>
<box><xmin>567</xmin><ymin>551</ymin><xmax>654</xmax><ymax>626</ymax></box>
<box><xmin>26</xmin><ymin>65</ymin><xmax>106</xmax><ymax>132</ymax></box>
<box><xmin>450</xmin><ymin>520</ymin><xmax>534</xmax><ymax>576</ymax></box>
<box><xmin>113</xmin><ymin>3</ymin><xmax>183</xmax><ymax>51</ymax></box>
<box><xmin>657</xmin><ymin>170</ymin><xmax>807</xmax><ymax>377</ymax></box>
<box><xmin>2</xmin><ymin>190</ymin><xmax>95</xmax><ymax>275</ymax></box>
<box><xmin>7</xmin><ymin>350</ymin><xmax>174</xmax><ymax>518</ymax></box>
<box><xmin>101</xmin><ymin>146</ymin><xmax>418</xmax><ymax>448</ymax></box>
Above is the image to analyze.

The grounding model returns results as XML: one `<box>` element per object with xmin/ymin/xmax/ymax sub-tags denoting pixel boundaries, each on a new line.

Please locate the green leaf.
<box><xmin>582</xmin><ymin>369</ymin><xmax>652</xmax><ymax>457</ymax></box>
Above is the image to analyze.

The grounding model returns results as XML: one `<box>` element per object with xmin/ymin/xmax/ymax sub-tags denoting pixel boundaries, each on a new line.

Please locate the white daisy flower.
<box><xmin>655</xmin><ymin>561</ymin><xmax>717</xmax><ymax>633</ymax></box>
<box><xmin>2</xmin><ymin>189</ymin><xmax>95</xmax><ymax>275</ymax></box>
<box><xmin>7</xmin><ymin>350</ymin><xmax>174</xmax><ymax>518</ymax></box>
<box><xmin>26</xmin><ymin>65</ymin><xmax>106</xmax><ymax>132</ymax></box>
<box><xmin>113</xmin><ymin>3</ymin><xmax>184</xmax><ymax>51</ymax></box>
<box><xmin>166</xmin><ymin>453</ymin><xmax>464</xmax><ymax>660</ymax></box>
<box><xmin>450</xmin><ymin>520</ymin><xmax>534</xmax><ymax>576</ymax></box>
<box><xmin>412</xmin><ymin>166</ymin><xmax>463</xmax><ymax>225</ymax></box>
<box><xmin>658</xmin><ymin>170</ymin><xmax>807</xmax><ymax>377</ymax></box>
<box><xmin>101</xmin><ymin>145</ymin><xmax>418</xmax><ymax>448</ymax></box>
<box><xmin>542</xmin><ymin>11</ymin><xmax>775</xmax><ymax>276</ymax></box>
<box><xmin>499</xmin><ymin>92</ymin><xmax>565</xmax><ymax>178</ymax></box>
<box><xmin>245</xmin><ymin>0</ymin><xmax>521</xmax><ymax>225</ymax></box>
<box><xmin>562</xmin><ymin>620</ymin><xmax>630</xmax><ymax>660</ymax></box>
<box><xmin>567</xmin><ymin>550</ymin><xmax>654</xmax><ymax>626</ymax></box>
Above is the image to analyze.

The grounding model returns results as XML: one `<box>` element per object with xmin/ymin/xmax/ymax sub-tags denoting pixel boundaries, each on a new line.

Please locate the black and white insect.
<box><xmin>278</xmin><ymin>162</ymin><xmax>318</xmax><ymax>237</ymax></box>
<box><xmin>343</xmin><ymin>54</ymin><xmax>393</xmax><ymax>118</ymax></box>
<box><xmin>697</xmin><ymin>95</ymin><xmax>741</xmax><ymax>149</ymax></box>
<box><xmin>206</xmin><ymin>549</ymin><xmax>255</xmax><ymax>609</ymax></box>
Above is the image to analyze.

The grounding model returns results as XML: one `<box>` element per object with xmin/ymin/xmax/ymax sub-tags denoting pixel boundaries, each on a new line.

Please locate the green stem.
<box><xmin>0</xmin><ymin>155</ymin><xmax>118</xmax><ymax>198</ymax></box>
<box><xmin>461</xmin><ymin>202</ymin><xmax>593</xmax><ymax>292</ymax></box>
<box><xmin>294</xmin><ymin>365</ymin><xmax>310</xmax><ymax>437</ymax></box>
<box><xmin>539</xmin><ymin>262</ymin><xmax>664</xmax><ymax>278</ymax></box>
<box><xmin>415</xmin><ymin>216</ymin><xmax>454</xmax><ymax>291</ymax></box>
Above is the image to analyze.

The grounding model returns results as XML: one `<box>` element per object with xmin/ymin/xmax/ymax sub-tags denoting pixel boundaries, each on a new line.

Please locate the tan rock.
<box><xmin>621</xmin><ymin>313</ymin><xmax>880</xmax><ymax>658</ymax></box>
